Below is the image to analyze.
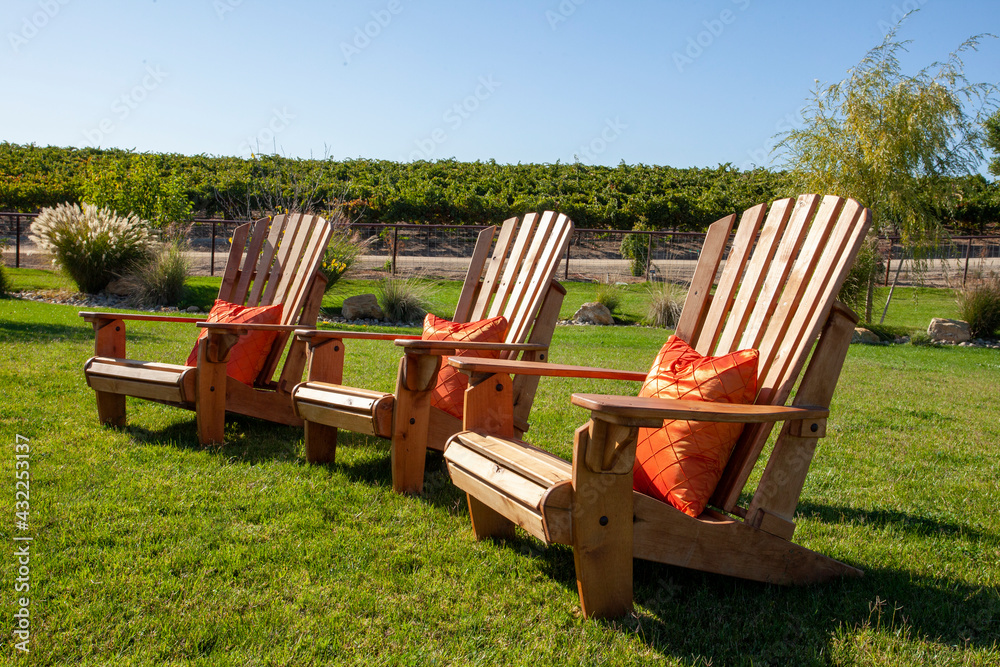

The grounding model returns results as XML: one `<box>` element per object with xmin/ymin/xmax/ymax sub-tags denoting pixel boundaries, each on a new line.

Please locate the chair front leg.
<box><xmin>91</xmin><ymin>316</ymin><xmax>126</xmax><ymax>426</ymax></box>
<box><xmin>462</xmin><ymin>372</ymin><xmax>517</xmax><ymax>540</ymax></box>
<box><xmin>196</xmin><ymin>329</ymin><xmax>239</xmax><ymax>445</ymax></box>
<box><xmin>391</xmin><ymin>352</ymin><xmax>440</xmax><ymax>494</ymax></box>
<box><xmin>571</xmin><ymin>418</ymin><xmax>636</xmax><ymax>619</ymax></box>
<box><xmin>302</xmin><ymin>337</ymin><xmax>346</xmax><ymax>464</ymax></box>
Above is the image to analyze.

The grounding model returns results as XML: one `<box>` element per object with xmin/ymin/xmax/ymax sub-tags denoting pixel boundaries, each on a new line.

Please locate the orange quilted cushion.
<box><xmin>186</xmin><ymin>299</ymin><xmax>284</xmax><ymax>386</ymax></box>
<box><xmin>633</xmin><ymin>335</ymin><xmax>759</xmax><ymax>517</ymax></box>
<box><xmin>423</xmin><ymin>314</ymin><xmax>508</xmax><ymax>420</ymax></box>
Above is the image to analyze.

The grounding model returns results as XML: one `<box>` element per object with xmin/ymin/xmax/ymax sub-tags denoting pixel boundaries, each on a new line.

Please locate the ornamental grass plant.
<box><xmin>376</xmin><ymin>276</ymin><xmax>433</xmax><ymax>322</ymax></box>
<box><xmin>956</xmin><ymin>272</ymin><xmax>1000</xmax><ymax>338</ymax></box>
<box><xmin>593</xmin><ymin>276</ymin><xmax>625</xmax><ymax>314</ymax></box>
<box><xmin>29</xmin><ymin>202</ymin><xmax>152</xmax><ymax>294</ymax></box>
<box><xmin>645</xmin><ymin>280</ymin><xmax>686</xmax><ymax>328</ymax></box>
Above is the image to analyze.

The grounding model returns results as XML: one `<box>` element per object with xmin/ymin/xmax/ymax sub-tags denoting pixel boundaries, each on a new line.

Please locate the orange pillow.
<box><xmin>422</xmin><ymin>314</ymin><xmax>508</xmax><ymax>420</ymax></box>
<box><xmin>186</xmin><ymin>299</ymin><xmax>284</xmax><ymax>386</ymax></box>
<box><xmin>633</xmin><ymin>335</ymin><xmax>759</xmax><ymax>517</ymax></box>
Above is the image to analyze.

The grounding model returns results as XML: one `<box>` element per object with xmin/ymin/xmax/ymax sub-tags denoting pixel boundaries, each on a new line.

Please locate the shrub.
<box><xmin>119</xmin><ymin>240</ymin><xmax>190</xmax><ymax>307</ymax></box>
<box><xmin>82</xmin><ymin>153</ymin><xmax>193</xmax><ymax>228</ymax></box>
<box><xmin>839</xmin><ymin>235</ymin><xmax>884</xmax><ymax>321</ymax></box>
<box><xmin>620</xmin><ymin>222</ymin><xmax>653</xmax><ymax>277</ymax></box>
<box><xmin>376</xmin><ymin>277</ymin><xmax>432</xmax><ymax>322</ymax></box>
<box><xmin>30</xmin><ymin>202</ymin><xmax>152</xmax><ymax>294</ymax></box>
<box><xmin>645</xmin><ymin>281</ymin><xmax>686</xmax><ymax>328</ymax></box>
<box><xmin>319</xmin><ymin>227</ymin><xmax>374</xmax><ymax>291</ymax></box>
<box><xmin>909</xmin><ymin>331</ymin><xmax>937</xmax><ymax>346</ymax></box>
<box><xmin>593</xmin><ymin>277</ymin><xmax>624</xmax><ymax>313</ymax></box>
<box><xmin>957</xmin><ymin>273</ymin><xmax>1000</xmax><ymax>338</ymax></box>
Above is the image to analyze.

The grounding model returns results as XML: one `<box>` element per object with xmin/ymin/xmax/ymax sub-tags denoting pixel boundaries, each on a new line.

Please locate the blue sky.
<box><xmin>3</xmin><ymin>0</ymin><xmax>998</xmax><ymax>170</ymax></box>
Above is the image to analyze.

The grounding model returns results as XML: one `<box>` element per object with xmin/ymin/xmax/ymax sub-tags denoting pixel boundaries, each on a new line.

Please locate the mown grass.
<box><xmin>0</xmin><ymin>270</ymin><xmax>996</xmax><ymax>665</ymax></box>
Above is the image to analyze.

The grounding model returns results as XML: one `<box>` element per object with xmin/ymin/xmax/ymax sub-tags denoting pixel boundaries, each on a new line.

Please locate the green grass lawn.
<box><xmin>1</xmin><ymin>270</ymin><xmax>996</xmax><ymax>666</ymax></box>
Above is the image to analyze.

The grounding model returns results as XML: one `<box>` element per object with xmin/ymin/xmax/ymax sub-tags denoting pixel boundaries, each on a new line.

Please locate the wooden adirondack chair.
<box><xmin>291</xmin><ymin>211</ymin><xmax>574</xmax><ymax>494</ymax></box>
<box><xmin>442</xmin><ymin>195</ymin><xmax>872</xmax><ymax>618</ymax></box>
<box><xmin>81</xmin><ymin>213</ymin><xmax>333</xmax><ymax>445</ymax></box>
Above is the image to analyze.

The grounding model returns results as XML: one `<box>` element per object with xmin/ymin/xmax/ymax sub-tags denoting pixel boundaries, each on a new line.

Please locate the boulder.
<box><xmin>342</xmin><ymin>294</ymin><xmax>384</xmax><ymax>321</ymax></box>
<box><xmin>852</xmin><ymin>327</ymin><xmax>881</xmax><ymax>345</ymax></box>
<box><xmin>927</xmin><ymin>318</ymin><xmax>971</xmax><ymax>344</ymax></box>
<box><xmin>573</xmin><ymin>302</ymin><xmax>614</xmax><ymax>325</ymax></box>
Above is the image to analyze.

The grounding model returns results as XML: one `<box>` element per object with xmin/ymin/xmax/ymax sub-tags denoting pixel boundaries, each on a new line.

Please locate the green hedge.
<box><xmin>2</xmin><ymin>142</ymin><xmax>997</xmax><ymax>232</ymax></box>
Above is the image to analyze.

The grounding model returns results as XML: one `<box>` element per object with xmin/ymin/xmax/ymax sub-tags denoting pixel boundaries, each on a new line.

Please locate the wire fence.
<box><xmin>3</xmin><ymin>212</ymin><xmax>999</xmax><ymax>288</ymax></box>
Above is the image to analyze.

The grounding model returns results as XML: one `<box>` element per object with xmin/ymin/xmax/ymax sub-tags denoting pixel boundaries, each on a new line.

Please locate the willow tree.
<box><xmin>987</xmin><ymin>108</ymin><xmax>1000</xmax><ymax>177</ymax></box>
<box><xmin>777</xmin><ymin>18</ymin><xmax>997</xmax><ymax>320</ymax></box>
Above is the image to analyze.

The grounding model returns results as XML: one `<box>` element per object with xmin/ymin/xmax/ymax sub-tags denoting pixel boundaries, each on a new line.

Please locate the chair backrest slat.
<box><xmin>260</xmin><ymin>213</ymin><xmax>307</xmax><ymax>309</ymax></box>
<box><xmin>281</xmin><ymin>215</ymin><xmax>333</xmax><ymax>325</ymax></box>
<box><xmin>763</xmin><ymin>199</ymin><xmax>869</xmax><ymax>404</ymax></box>
<box><xmin>674</xmin><ymin>215</ymin><xmax>734</xmax><ymax>345</ymax></box>
<box><xmin>736</xmin><ymin>195</ymin><xmax>820</xmax><ymax>354</ymax></box>
<box><xmin>229</xmin><ymin>218</ymin><xmax>274</xmax><ymax>305</ymax></box>
<box><xmin>454</xmin><ymin>226</ymin><xmax>497</xmax><ymax>323</ymax></box>
<box><xmin>480</xmin><ymin>214</ymin><xmax>538</xmax><ymax>320</ymax></box>
<box><xmin>219</xmin><ymin>222</ymin><xmax>252</xmax><ymax>302</ymax></box>
<box><xmin>459</xmin><ymin>212</ymin><xmax>573</xmax><ymax>354</ymax></box>
<box><xmin>712</xmin><ymin>199</ymin><xmax>796</xmax><ymax>355</ymax></box>
<box><xmin>750</xmin><ymin>195</ymin><xmax>840</xmax><ymax>384</ymax></box>
<box><xmin>504</xmin><ymin>213</ymin><xmax>573</xmax><ymax>350</ymax></box>
<box><xmin>695</xmin><ymin>204</ymin><xmax>767</xmax><ymax>355</ymax></box>
<box><xmin>246</xmin><ymin>216</ymin><xmax>287</xmax><ymax>307</ymax></box>
<box><xmin>209</xmin><ymin>214</ymin><xmax>332</xmax><ymax>385</ymax></box>
<box><xmin>471</xmin><ymin>215</ymin><xmax>525</xmax><ymax>319</ymax></box>
<box><xmin>493</xmin><ymin>211</ymin><xmax>557</xmax><ymax>321</ymax></box>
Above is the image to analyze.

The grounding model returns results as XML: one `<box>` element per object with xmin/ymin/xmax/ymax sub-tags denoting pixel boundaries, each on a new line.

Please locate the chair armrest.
<box><xmin>395</xmin><ymin>340</ymin><xmax>549</xmax><ymax>356</ymax></box>
<box><xmin>199</xmin><ymin>322</ymin><xmax>305</xmax><ymax>334</ymax></box>
<box><xmin>80</xmin><ymin>311</ymin><xmax>201</xmax><ymax>324</ymax></box>
<box><xmin>447</xmin><ymin>356</ymin><xmax>647</xmax><ymax>382</ymax></box>
<box><xmin>570</xmin><ymin>393</ymin><xmax>828</xmax><ymax>428</ymax></box>
<box><xmin>294</xmin><ymin>329</ymin><xmax>422</xmax><ymax>342</ymax></box>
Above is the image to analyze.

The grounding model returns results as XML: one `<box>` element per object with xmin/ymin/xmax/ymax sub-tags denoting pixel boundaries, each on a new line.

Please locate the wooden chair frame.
<box><xmin>81</xmin><ymin>213</ymin><xmax>333</xmax><ymax>444</ymax></box>
<box><xmin>443</xmin><ymin>195</ymin><xmax>873</xmax><ymax>618</ymax></box>
<box><xmin>291</xmin><ymin>211</ymin><xmax>574</xmax><ymax>494</ymax></box>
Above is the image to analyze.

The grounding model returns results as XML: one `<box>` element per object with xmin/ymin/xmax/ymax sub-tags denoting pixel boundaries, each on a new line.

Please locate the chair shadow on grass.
<box><xmin>411</xmin><ymin>481</ymin><xmax>998</xmax><ymax>661</ymax></box>
<box><xmin>124</xmin><ymin>413</ymin><xmax>306</xmax><ymax>464</ymax></box>
<box><xmin>0</xmin><ymin>319</ymin><xmax>102</xmax><ymax>344</ymax></box>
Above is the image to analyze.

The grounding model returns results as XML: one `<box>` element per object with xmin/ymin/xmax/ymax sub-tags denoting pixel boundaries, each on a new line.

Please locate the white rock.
<box><xmin>852</xmin><ymin>327</ymin><xmax>881</xmax><ymax>345</ymax></box>
<box><xmin>927</xmin><ymin>318</ymin><xmax>971</xmax><ymax>344</ymax></box>
<box><xmin>573</xmin><ymin>302</ymin><xmax>614</xmax><ymax>325</ymax></box>
<box><xmin>342</xmin><ymin>294</ymin><xmax>384</xmax><ymax>321</ymax></box>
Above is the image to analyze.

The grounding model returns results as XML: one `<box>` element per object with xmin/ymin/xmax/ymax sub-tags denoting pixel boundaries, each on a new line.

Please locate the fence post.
<box><xmin>210</xmin><ymin>220</ymin><xmax>217</xmax><ymax>277</ymax></box>
<box><xmin>644</xmin><ymin>232</ymin><xmax>653</xmax><ymax>282</ymax></box>
<box><xmin>963</xmin><ymin>238</ymin><xmax>971</xmax><ymax>287</ymax></box>
<box><xmin>884</xmin><ymin>239</ymin><xmax>891</xmax><ymax>286</ymax></box>
<box><xmin>392</xmin><ymin>226</ymin><xmax>399</xmax><ymax>276</ymax></box>
<box><xmin>15</xmin><ymin>215</ymin><xmax>21</xmax><ymax>269</ymax></box>
<box><xmin>564</xmin><ymin>235</ymin><xmax>571</xmax><ymax>281</ymax></box>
